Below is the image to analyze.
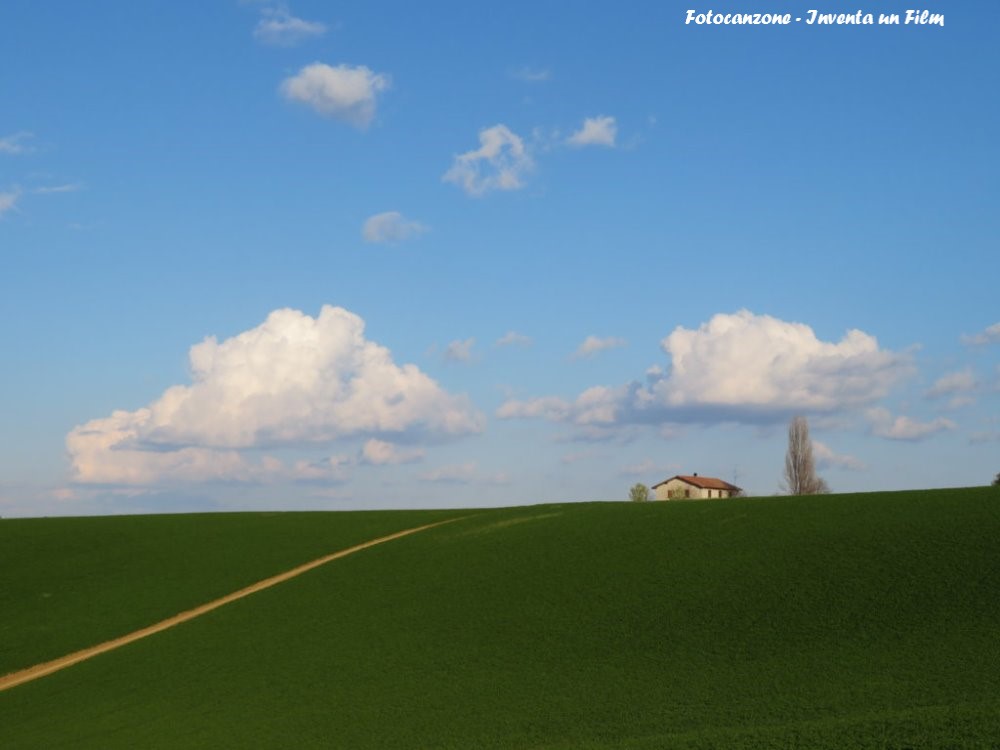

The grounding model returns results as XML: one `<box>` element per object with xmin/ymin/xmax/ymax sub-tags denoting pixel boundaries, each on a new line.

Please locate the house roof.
<box><xmin>651</xmin><ymin>475</ymin><xmax>742</xmax><ymax>492</ymax></box>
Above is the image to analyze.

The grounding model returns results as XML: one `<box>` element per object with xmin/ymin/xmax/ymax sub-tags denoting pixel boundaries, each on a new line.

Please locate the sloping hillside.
<box><xmin>3</xmin><ymin>489</ymin><xmax>999</xmax><ymax>748</ymax></box>
<box><xmin>0</xmin><ymin>509</ymin><xmax>458</xmax><ymax>675</ymax></box>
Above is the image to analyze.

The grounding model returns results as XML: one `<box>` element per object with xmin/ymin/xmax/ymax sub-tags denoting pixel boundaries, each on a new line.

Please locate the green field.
<box><xmin>3</xmin><ymin>488</ymin><xmax>1000</xmax><ymax>748</ymax></box>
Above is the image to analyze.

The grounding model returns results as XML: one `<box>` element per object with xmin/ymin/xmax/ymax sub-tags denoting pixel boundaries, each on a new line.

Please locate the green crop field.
<box><xmin>3</xmin><ymin>488</ymin><xmax>1000</xmax><ymax>748</ymax></box>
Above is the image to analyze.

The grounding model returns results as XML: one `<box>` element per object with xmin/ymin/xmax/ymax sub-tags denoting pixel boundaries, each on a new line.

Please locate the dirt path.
<box><xmin>0</xmin><ymin>517</ymin><xmax>460</xmax><ymax>693</ymax></box>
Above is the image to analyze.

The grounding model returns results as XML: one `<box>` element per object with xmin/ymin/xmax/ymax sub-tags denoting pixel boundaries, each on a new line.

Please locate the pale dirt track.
<box><xmin>0</xmin><ymin>518</ymin><xmax>460</xmax><ymax>693</ymax></box>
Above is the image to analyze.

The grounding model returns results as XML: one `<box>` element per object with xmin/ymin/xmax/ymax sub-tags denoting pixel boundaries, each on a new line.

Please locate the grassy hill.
<box><xmin>3</xmin><ymin>488</ymin><xmax>999</xmax><ymax>748</ymax></box>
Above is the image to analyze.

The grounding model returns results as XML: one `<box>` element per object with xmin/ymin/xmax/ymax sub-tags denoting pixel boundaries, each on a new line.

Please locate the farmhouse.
<box><xmin>652</xmin><ymin>473</ymin><xmax>742</xmax><ymax>500</ymax></box>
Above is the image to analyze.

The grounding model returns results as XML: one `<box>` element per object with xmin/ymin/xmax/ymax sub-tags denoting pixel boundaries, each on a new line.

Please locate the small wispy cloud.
<box><xmin>567</xmin><ymin>116</ymin><xmax>617</xmax><ymax>148</ymax></box>
<box><xmin>254</xmin><ymin>5</ymin><xmax>327</xmax><ymax>46</ymax></box>
<box><xmin>926</xmin><ymin>369</ymin><xmax>977</xmax><ymax>398</ymax></box>
<box><xmin>360</xmin><ymin>439</ymin><xmax>424</xmax><ymax>465</ymax></box>
<box><xmin>511</xmin><ymin>66</ymin><xmax>551</xmax><ymax>83</ymax></box>
<box><xmin>618</xmin><ymin>459</ymin><xmax>660</xmax><ymax>477</ymax></box>
<box><xmin>362</xmin><ymin>211</ymin><xmax>428</xmax><ymax>244</ymax></box>
<box><xmin>280</xmin><ymin>62</ymin><xmax>390</xmax><ymax>128</ymax></box>
<box><xmin>0</xmin><ymin>132</ymin><xmax>34</xmax><ymax>155</ymax></box>
<box><xmin>866</xmin><ymin>407</ymin><xmax>955</xmax><ymax>441</ymax></box>
<box><xmin>969</xmin><ymin>430</ymin><xmax>1000</xmax><ymax>445</ymax></box>
<box><xmin>961</xmin><ymin>322</ymin><xmax>1000</xmax><ymax>347</ymax></box>
<box><xmin>0</xmin><ymin>190</ymin><xmax>20</xmax><ymax>217</ymax></box>
<box><xmin>443</xmin><ymin>124</ymin><xmax>534</xmax><ymax>196</ymax></box>
<box><xmin>496</xmin><ymin>331</ymin><xmax>532</xmax><ymax>347</ymax></box>
<box><xmin>560</xmin><ymin>449</ymin><xmax>598</xmax><ymax>465</ymax></box>
<box><xmin>572</xmin><ymin>335</ymin><xmax>626</xmax><ymax>359</ymax></box>
<box><xmin>497</xmin><ymin>396</ymin><xmax>571</xmax><ymax>421</ymax></box>
<box><xmin>444</xmin><ymin>338</ymin><xmax>476</xmax><ymax>363</ymax></box>
<box><xmin>925</xmin><ymin>368</ymin><xmax>978</xmax><ymax>408</ymax></box>
<box><xmin>418</xmin><ymin>462</ymin><xmax>477</xmax><ymax>483</ymax></box>
<box><xmin>812</xmin><ymin>441</ymin><xmax>866</xmax><ymax>471</ymax></box>
<box><xmin>418</xmin><ymin>462</ymin><xmax>509</xmax><ymax>485</ymax></box>
<box><xmin>32</xmin><ymin>183</ymin><xmax>82</xmax><ymax>195</ymax></box>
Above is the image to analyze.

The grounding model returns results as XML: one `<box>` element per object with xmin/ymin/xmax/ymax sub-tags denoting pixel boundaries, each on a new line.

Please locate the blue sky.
<box><xmin>2</xmin><ymin>1</ymin><xmax>997</xmax><ymax>516</ymax></box>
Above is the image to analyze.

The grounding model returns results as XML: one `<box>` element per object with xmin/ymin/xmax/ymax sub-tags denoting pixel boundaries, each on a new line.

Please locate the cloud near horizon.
<box><xmin>67</xmin><ymin>306</ymin><xmax>483</xmax><ymax>485</ymax></box>
<box><xmin>418</xmin><ymin>462</ymin><xmax>510</xmax><ymax>485</ymax></box>
<box><xmin>812</xmin><ymin>440</ymin><xmax>866</xmax><ymax>471</ymax></box>
<box><xmin>280</xmin><ymin>63</ymin><xmax>390</xmax><ymax>128</ymax></box>
<box><xmin>618</xmin><ymin>458</ymin><xmax>680</xmax><ymax>478</ymax></box>
<box><xmin>360</xmin><ymin>438</ymin><xmax>424</xmax><ymax>465</ymax></box>
<box><xmin>866</xmin><ymin>408</ymin><xmax>956</xmax><ymax>441</ymax></box>
<box><xmin>498</xmin><ymin>310</ymin><xmax>915</xmax><ymax>433</ymax></box>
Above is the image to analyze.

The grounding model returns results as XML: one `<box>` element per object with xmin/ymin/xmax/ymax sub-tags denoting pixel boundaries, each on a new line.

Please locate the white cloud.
<box><xmin>418</xmin><ymin>462</ymin><xmax>476</xmax><ymax>483</ymax></box>
<box><xmin>511</xmin><ymin>66</ymin><xmax>551</xmax><ymax>82</ymax></box>
<box><xmin>443</xmin><ymin>124</ymin><xmax>534</xmax><ymax>196</ymax></box>
<box><xmin>567</xmin><ymin>116</ymin><xmax>617</xmax><ymax>148</ymax></box>
<box><xmin>67</xmin><ymin>305</ymin><xmax>483</xmax><ymax>485</ymax></box>
<box><xmin>652</xmin><ymin>311</ymin><xmax>912</xmax><ymax>412</ymax></box>
<box><xmin>287</xmin><ymin>455</ymin><xmax>354</xmax><ymax>483</ymax></box>
<box><xmin>573</xmin><ymin>335</ymin><xmax>627</xmax><ymax>358</ymax></box>
<box><xmin>0</xmin><ymin>190</ymin><xmax>19</xmax><ymax>217</ymax></box>
<box><xmin>0</xmin><ymin>183</ymin><xmax>78</xmax><ymax>218</ymax></box>
<box><xmin>812</xmin><ymin>441</ymin><xmax>866</xmax><ymax>471</ymax></box>
<box><xmin>496</xmin><ymin>331</ymin><xmax>532</xmax><ymax>347</ymax></box>
<box><xmin>65</xmin><ymin>415</ymin><xmax>354</xmax><ymax>486</ymax></box>
<box><xmin>362</xmin><ymin>211</ymin><xmax>428</xmax><ymax>244</ymax></box>
<box><xmin>32</xmin><ymin>183</ymin><xmax>82</xmax><ymax>195</ymax></box>
<box><xmin>500</xmin><ymin>387</ymin><xmax>633</xmax><ymax>432</ymax></box>
<box><xmin>444</xmin><ymin>338</ymin><xmax>476</xmax><ymax>363</ymax></box>
<box><xmin>866</xmin><ymin>407</ymin><xmax>956</xmax><ymax>441</ymax></box>
<box><xmin>254</xmin><ymin>6</ymin><xmax>327</xmax><ymax>46</ymax></box>
<box><xmin>926</xmin><ymin>369</ymin><xmax>977</xmax><ymax>398</ymax></box>
<box><xmin>0</xmin><ymin>132</ymin><xmax>33</xmax><ymax>155</ymax></box>
<box><xmin>926</xmin><ymin>368</ymin><xmax>978</xmax><ymax>407</ymax></box>
<box><xmin>498</xmin><ymin>311</ymin><xmax>914</xmax><ymax>433</ymax></box>
<box><xmin>360</xmin><ymin>438</ymin><xmax>424</xmax><ymax>465</ymax></box>
<box><xmin>497</xmin><ymin>396</ymin><xmax>572</xmax><ymax>422</ymax></box>
<box><xmin>280</xmin><ymin>63</ymin><xmax>390</xmax><ymax>128</ymax></box>
<box><xmin>418</xmin><ymin>462</ymin><xmax>509</xmax><ymax>485</ymax></box>
<box><xmin>961</xmin><ymin>322</ymin><xmax>1000</xmax><ymax>346</ymax></box>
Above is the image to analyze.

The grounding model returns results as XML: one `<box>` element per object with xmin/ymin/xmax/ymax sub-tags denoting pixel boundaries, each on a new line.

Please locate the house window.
<box><xmin>685</xmin><ymin>489</ymin><xmax>690</xmax><ymax>498</ymax></box>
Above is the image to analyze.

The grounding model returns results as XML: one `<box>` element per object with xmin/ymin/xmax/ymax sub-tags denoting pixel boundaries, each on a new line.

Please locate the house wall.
<box><xmin>654</xmin><ymin>478</ymin><xmax>732</xmax><ymax>500</ymax></box>
<box><xmin>655</xmin><ymin>478</ymin><xmax>707</xmax><ymax>500</ymax></box>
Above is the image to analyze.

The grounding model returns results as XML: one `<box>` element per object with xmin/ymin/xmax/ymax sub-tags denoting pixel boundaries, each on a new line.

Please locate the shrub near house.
<box><xmin>652</xmin><ymin>473</ymin><xmax>742</xmax><ymax>500</ymax></box>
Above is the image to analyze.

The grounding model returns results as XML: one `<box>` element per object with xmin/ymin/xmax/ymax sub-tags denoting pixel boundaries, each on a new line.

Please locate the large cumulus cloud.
<box><xmin>650</xmin><ymin>310</ymin><xmax>911</xmax><ymax>412</ymax></box>
<box><xmin>68</xmin><ymin>306</ymin><xmax>483</xmax><ymax>485</ymax></box>
<box><xmin>499</xmin><ymin>310</ymin><xmax>914</xmax><ymax>431</ymax></box>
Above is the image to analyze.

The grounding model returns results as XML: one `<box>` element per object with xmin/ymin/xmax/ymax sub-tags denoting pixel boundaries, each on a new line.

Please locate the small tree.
<box><xmin>783</xmin><ymin>415</ymin><xmax>829</xmax><ymax>495</ymax></box>
<box><xmin>629</xmin><ymin>483</ymin><xmax>650</xmax><ymax>502</ymax></box>
<box><xmin>993</xmin><ymin>473</ymin><xmax>1000</xmax><ymax>487</ymax></box>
